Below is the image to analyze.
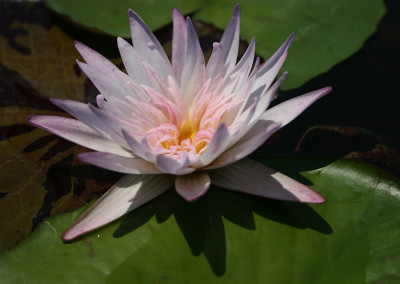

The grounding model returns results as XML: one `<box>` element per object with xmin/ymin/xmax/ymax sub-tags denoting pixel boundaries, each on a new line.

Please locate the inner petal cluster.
<box><xmin>142</xmin><ymin>80</ymin><xmax>233</xmax><ymax>160</ymax></box>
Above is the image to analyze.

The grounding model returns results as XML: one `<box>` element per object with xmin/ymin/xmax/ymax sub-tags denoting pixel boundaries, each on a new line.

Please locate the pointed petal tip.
<box><xmin>275</xmin><ymin>187</ymin><xmax>326</xmax><ymax>204</ymax></box>
<box><xmin>286</xmin><ymin>32</ymin><xmax>295</xmax><ymax>45</ymax></box>
<box><xmin>75</xmin><ymin>59</ymin><xmax>84</xmax><ymax>69</ymax></box>
<box><xmin>128</xmin><ymin>9</ymin><xmax>141</xmax><ymax>22</ymax></box>
<box><xmin>62</xmin><ymin>223</ymin><xmax>97</xmax><ymax>242</ymax></box>
<box><xmin>212</xmin><ymin>42</ymin><xmax>221</xmax><ymax>48</ymax></box>
<box><xmin>26</xmin><ymin>115</ymin><xmax>46</xmax><ymax>127</ymax></box>
<box><xmin>76</xmin><ymin>152</ymin><xmax>90</xmax><ymax>162</ymax></box>
<box><xmin>61</xmin><ymin>228</ymin><xmax>81</xmax><ymax>242</ymax></box>
<box><xmin>322</xmin><ymin>86</ymin><xmax>333</xmax><ymax>94</ymax></box>
<box><xmin>303</xmin><ymin>189</ymin><xmax>326</xmax><ymax>204</ymax></box>
<box><xmin>116</xmin><ymin>36</ymin><xmax>126</xmax><ymax>48</ymax></box>
<box><xmin>173</xmin><ymin>7</ymin><xmax>183</xmax><ymax>16</ymax></box>
<box><xmin>233</xmin><ymin>4</ymin><xmax>241</xmax><ymax>17</ymax></box>
<box><xmin>27</xmin><ymin>115</ymin><xmax>47</xmax><ymax>129</ymax></box>
<box><xmin>49</xmin><ymin>97</ymin><xmax>63</xmax><ymax>107</ymax></box>
<box><xmin>312</xmin><ymin>195</ymin><xmax>326</xmax><ymax>204</ymax></box>
<box><xmin>312</xmin><ymin>86</ymin><xmax>332</xmax><ymax>100</ymax></box>
<box><xmin>62</xmin><ymin>174</ymin><xmax>173</xmax><ymax>241</ymax></box>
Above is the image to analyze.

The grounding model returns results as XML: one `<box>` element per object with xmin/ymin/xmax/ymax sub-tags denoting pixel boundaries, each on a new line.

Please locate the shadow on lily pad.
<box><xmin>114</xmin><ymin>184</ymin><xmax>332</xmax><ymax>276</ymax></box>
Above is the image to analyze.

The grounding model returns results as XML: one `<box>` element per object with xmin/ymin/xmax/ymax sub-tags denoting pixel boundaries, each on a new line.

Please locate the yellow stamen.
<box><xmin>163</xmin><ymin>141</ymin><xmax>171</xmax><ymax>149</ymax></box>
<box><xmin>190</xmin><ymin>131</ymin><xmax>197</xmax><ymax>142</ymax></box>
<box><xmin>179</xmin><ymin>117</ymin><xmax>198</xmax><ymax>141</ymax></box>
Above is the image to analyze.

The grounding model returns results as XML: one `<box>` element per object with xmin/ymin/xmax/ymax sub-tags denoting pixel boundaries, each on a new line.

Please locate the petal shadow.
<box><xmin>114</xmin><ymin>182</ymin><xmax>331</xmax><ymax>276</ymax></box>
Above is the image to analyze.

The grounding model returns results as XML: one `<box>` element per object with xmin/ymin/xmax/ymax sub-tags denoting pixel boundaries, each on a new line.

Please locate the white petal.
<box><xmin>128</xmin><ymin>9</ymin><xmax>172</xmax><ymax>78</ymax></box>
<box><xmin>175</xmin><ymin>172</ymin><xmax>211</xmax><ymax>202</ymax></box>
<box><xmin>249</xmin><ymin>56</ymin><xmax>260</xmax><ymax>78</ymax></box>
<box><xmin>206</xmin><ymin>42</ymin><xmax>223</xmax><ymax>79</ymax></box>
<box><xmin>226</xmin><ymin>96</ymin><xmax>259</xmax><ymax>145</ymax></box>
<box><xmin>77</xmin><ymin>61</ymin><xmax>128</xmax><ymax>100</ymax></box>
<box><xmin>229</xmin><ymin>37</ymin><xmax>255</xmax><ymax>81</ymax></box>
<box><xmin>261</xmin><ymin>86</ymin><xmax>332</xmax><ymax>127</ymax></box>
<box><xmin>196</xmin><ymin>123</ymin><xmax>231</xmax><ymax>167</ymax></box>
<box><xmin>210</xmin><ymin>158</ymin><xmax>325</xmax><ymax>203</ymax></box>
<box><xmin>248</xmin><ymin>71</ymin><xmax>289</xmax><ymax>125</ymax></box>
<box><xmin>117</xmin><ymin>37</ymin><xmax>150</xmax><ymax>86</ymax></box>
<box><xmin>155</xmin><ymin>153</ymin><xmax>195</xmax><ymax>175</ymax></box>
<box><xmin>97</xmin><ymin>92</ymin><xmax>132</xmax><ymax>118</ymax></box>
<box><xmin>122</xmin><ymin>130</ymin><xmax>156</xmax><ymax>162</ymax></box>
<box><xmin>88</xmin><ymin>104</ymin><xmax>130</xmax><ymax>147</ymax></box>
<box><xmin>28</xmin><ymin>116</ymin><xmax>131</xmax><ymax>157</ymax></box>
<box><xmin>74</xmin><ymin>41</ymin><xmax>118</xmax><ymax>78</ymax></box>
<box><xmin>180</xmin><ymin>17</ymin><xmax>206</xmax><ymax>104</ymax></box>
<box><xmin>246</xmin><ymin>33</ymin><xmax>294</xmax><ymax>109</ymax></box>
<box><xmin>206</xmin><ymin>121</ymin><xmax>281</xmax><ymax>169</ymax></box>
<box><xmin>219</xmin><ymin>4</ymin><xmax>241</xmax><ymax>74</ymax></box>
<box><xmin>78</xmin><ymin>152</ymin><xmax>161</xmax><ymax>174</ymax></box>
<box><xmin>172</xmin><ymin>8</ymin><xmax>187</xmax><ymax>82</ymax></box>
<box><xmin>141</xmin><ymin>61</ymin><xmax>170</xmax><ymax>95</ymax></box>
<box><xmin>51</xmin><ymin>99</ymin><xmax>117</xmax><ymax>141</ymax></box>
<box><xmin>62</xmin><ymin>174</ymin><xmax>173</xmax><ymax>241</ymax></box>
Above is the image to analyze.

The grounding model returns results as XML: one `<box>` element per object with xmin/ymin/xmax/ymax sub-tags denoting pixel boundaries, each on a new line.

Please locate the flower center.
<box><xmin>145</xmin><ymin>117</ymin><xmax>215</xmax><ymax>159</ymax></box>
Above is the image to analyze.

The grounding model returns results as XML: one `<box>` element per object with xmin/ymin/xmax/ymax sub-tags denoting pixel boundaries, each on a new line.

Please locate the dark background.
<box><xmin>260</xmin><ymin>0</ymin><xmax>400</xmax><ymax>178</ymax></box>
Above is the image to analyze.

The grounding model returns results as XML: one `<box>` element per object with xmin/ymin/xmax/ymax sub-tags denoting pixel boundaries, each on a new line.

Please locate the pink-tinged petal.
<box><xmin>219</xmin><ymin>4</ymin><xmax>241</xmax><ymax>73</ymax></box>
<box><xmin>172</xmin><ymin>8</ymin><xmax>187</xmax><ymax>82</ymax></box>
<box><xmin>209</xmin><ymin>158</ymin><xmax>325</xmax><ymax>203</ymax></box>
<box><xmin>76</xmin><ymin>61</ymin><xmax>128</xmax><ymax>100</ymax></box>
<box><xmin>62</xmin><ymin>174</ymin><xmax>173</xmax><ymax>241</ymax></box>
<box><xmin>249</xmin><ymin>71</ymin><xmax>289</xmax><ymax>124</ymax></box>
<box><xmin>155</xmin><ymin>153</ymin><xmax>195</xmax><ymax>175</ymax></box>
<box><xmin>96</xmin><ymin>93</ymin><xmax>129</xmax><ymax>118</ymax></box>
<box><xmin>226</xmin><ymin>96</ymin><xmax>259</xmax><ymax>144</ymax></box>
<box><xmin>221</xmin><ymin>78</ymin><xmax>255</xmax><ymax>126</ymax></box>
<box><xmin>206</xmin><ymin>121</ymin><xmax>281</xmax><ymax>169</ymax></box>
<box><xmin>128</xmin><ymin>9</ymin><xmax>172</xmax><ymax>78</ymax></box>
<box><xmin>196</xmin><ymin>123</ymin><xmax>230</xmax><ymax>167</ymax></box>
<box><xmin>117</xmin><ymin>37</ymin><xmax>150</xmax><ymax>86</ymax></box>
<box><xmin>249</xmin><ymin>56</ymin><xmax>260</xmax><ymax>78</ymax></box>
<box><xmin>261</xmin><ymin>86</ymin><xmax>332</xmax><ymax>127</ymax></box>
<box><xmin>141</xmin><ymin>61</ymin><xmax>170</xmax><ymax>95</ymax></box>
<box><xmin>51</xmin><ymin>98</ymin><xmax>115</xmax><ymax>140</ymax></box>
<box><xmin>97</xmin><ymin>93</ymin><xmax>130</xmax><ymax>118</ymax></box>
<box><xmin>229</xmin><ymin>37</ymin><xmax>255</xmax><ymax>80</ymax></box>
<box><xmin>206</xmin><ymin>42</ymin><xmax>223</xmax><ymax>79</ymax></box>
<box><xmin>112</xmin><ymin>67</ymin><xmax>144</xmax><ymax>99</ymax></box>
<box><xmin>28</xmin><ymin>116</ymin><xmax>131</xmax><ymax>157</ymax></box>
<box><xmin>78</xmin><ymin>152</ymin><xmax>161</xmax><ymax>174</ymax></box>
<box><xmin>246</xmin><ymin>33</ymin><xmax>293</xmax><ymax>108</ymax></box>
<box><xmin>74</xmin><ymin>41</ymin><xmax>118</xmax><ymax>78</ymax></box>
<box><xmin>122</xmin><ymin>130</ymin><xmax>156</xmax><ymax>162</ymax></box>
<box><xmin>256</xmin><ymin>32</ymin><xmax>293</xmax><ymax>76</ymax></box>
<box><xmin>175</xmin><ymin>172</ymin><xmax>211</xmax><ymax>202</ymax></box>
<box><xmin>180</xmin><ymin>17</ymin><xmax>206</xmax><ymax>105</ymax></box>
<box><xmin>84</xmin><ymin>104</ymin><xmax>129</xmax><ymax>147</ymax></box>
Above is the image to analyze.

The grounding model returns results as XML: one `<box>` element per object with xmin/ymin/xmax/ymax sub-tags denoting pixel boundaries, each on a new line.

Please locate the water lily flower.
<box><xmin>29</xmin><ymin>5</ymin><xmax>331</xmax><ymax>241</ymax></box>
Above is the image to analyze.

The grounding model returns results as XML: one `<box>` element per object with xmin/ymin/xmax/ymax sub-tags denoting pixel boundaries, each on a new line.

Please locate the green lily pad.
<box><xmin>1</xmin><ymin>157</ymin><xmax>399</xmax><ymax>283</ymax></box>
<box><xmin>0</xmin><ymin>141</ymin><xmax>47</xmax><ymax>251</ymax></box>
<box><xmin>45</xmin><ymin>0</ymin><xmax>385</xmax><ymax>89</ymax></box>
